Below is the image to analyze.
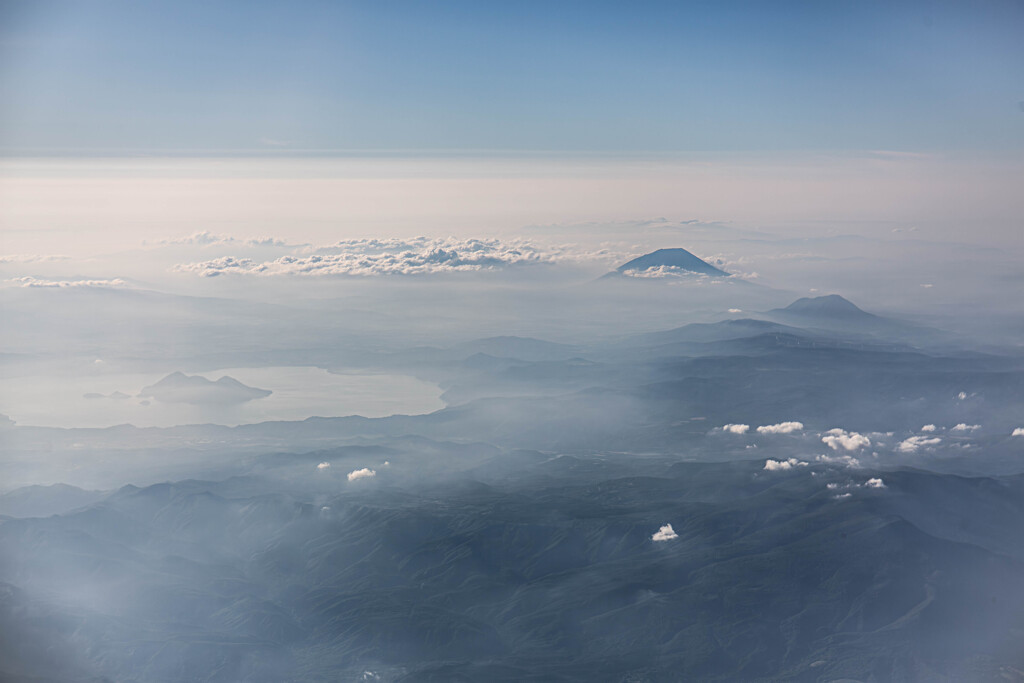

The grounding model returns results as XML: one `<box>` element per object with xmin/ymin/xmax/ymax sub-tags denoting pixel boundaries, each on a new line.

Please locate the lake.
<box><xmin>0</xmin><ymin>366</ymin><xmax>445</xmax><ymax>428</ymax></box>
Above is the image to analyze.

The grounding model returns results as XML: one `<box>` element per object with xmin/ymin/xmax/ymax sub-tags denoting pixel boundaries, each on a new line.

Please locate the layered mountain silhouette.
<box><xmin>3</xmin><ymin>457</ymin><xmax>1023</xmax><ymax>682</ymax></box>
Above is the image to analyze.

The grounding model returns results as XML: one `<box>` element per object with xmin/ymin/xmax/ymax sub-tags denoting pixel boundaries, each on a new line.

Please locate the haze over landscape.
<box><xmin>2</xmin><ymin>1</ymin><xmax>1023</xmax><ymax>681</ymax></box>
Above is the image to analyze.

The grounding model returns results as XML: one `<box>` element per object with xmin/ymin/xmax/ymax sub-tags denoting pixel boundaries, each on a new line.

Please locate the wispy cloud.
<box><xmin>6</xmin><ymin>277</ymin><xmax>127</xmax><ymax>288</ymax></box>
<box><xmin>896</xmin><ymin>435</ymin><xmax>942</xmax><ymax>453</ymax></box>
<box><xmin>0</xmin><ymin>254</ymin><xmax>71</xmax><ymax>264</ymax></box>
<box><xmin>816</xmin><ymin>453</ymin><xmax>861</xmax><ymax>468</ymax></box>
<box><xmin>157</xmin><ymin>231</ymin><xmax>291</xmax><ymax>248</ymax></box>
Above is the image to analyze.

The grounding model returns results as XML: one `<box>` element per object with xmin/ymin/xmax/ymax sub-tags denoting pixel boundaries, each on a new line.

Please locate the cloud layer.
<box><xmin>175</xmin><ymin>237</ymin><xmax>610</xmax><ymax>277</ymax></box>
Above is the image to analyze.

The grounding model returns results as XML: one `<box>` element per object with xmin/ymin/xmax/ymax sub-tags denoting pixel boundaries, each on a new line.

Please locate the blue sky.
<box><xmin>1</xmin><ymin>0</ymin><xmax>1021</xmax><ymax>153</ymax></box>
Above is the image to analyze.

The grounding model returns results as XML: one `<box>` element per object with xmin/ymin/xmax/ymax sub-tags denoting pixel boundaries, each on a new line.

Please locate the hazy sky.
<box><xmin>2</xmin><ymin>153</ymin><xmax>1022</xmax><ymax>256</ymax></box>
<box><xmin>2</xmin><ymin>0</ymin><xmax>1022</xmax><ymax>153</ymax></box>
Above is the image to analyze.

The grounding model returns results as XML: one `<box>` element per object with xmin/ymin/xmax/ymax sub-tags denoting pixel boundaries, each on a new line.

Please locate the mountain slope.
<box><xmin>611</xmin><ymin>248</ymin><xmax>729</xmax><ymax>277</ymax></box>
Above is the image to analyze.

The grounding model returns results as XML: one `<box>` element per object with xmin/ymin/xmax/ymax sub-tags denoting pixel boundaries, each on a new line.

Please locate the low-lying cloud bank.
<box><xmin>174</xmin><ymin>237</ymin><xmax>615</xmax><ymax>277</ymax></box>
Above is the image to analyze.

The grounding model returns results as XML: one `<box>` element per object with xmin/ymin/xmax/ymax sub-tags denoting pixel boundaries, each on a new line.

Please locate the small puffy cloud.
<box><xmin>7</xmin><ymin>276</ymin><xmax>127</xmax><ymax>288</ymax></box>
<box><xmin>951</xmin><ymin>423</ymin><xmax>980</xmax><ymax>432</ymax></box>
<box><xmin>317</xmin><ymin>462</ymin><xmax>331</xmax><ymax>471</ymax></box>
<box><xmin>920</xmin><ymin>424</ymin><xmax>937</xmax><ymax>432</ymax></box>
<box><xmin>347</xmin><ymin>467</ymin><xmax>376</xmax><ymax>482</ymax></box>
<box><xmin>816</xmin><ymin>453</ymin><xmax>861</xmax><ymax>468</ymax></box>
<box><xmin>1012</xmin><ymin>428</ymin><xmax>1024</xmax><ymax>437</ymax></box>
<box><xmin>833</xmin><ymin>492</ymin><xmax>853</xmax><ymax>500</ymax></box>
<box><xmin>821</xmin><ymin>428</ymin><xmax>870</xmax><ymax>451</ymax></box>
<box><xmin>728</xmin><ymin>308</ymin><xmax>743</xmax><ymax>313</ymax></box>
<box><xmin>652</xmin><ymin>524</ymin><xmax>678</xmax><ymax>542</ymax></box>
<box><xmin>897</xmin><ymin>435</ymin><xmax>942</xmax><ymax>453</ymax></box>
<box><xmin>763</xmin><ymin>458</ymin><xmax>808</xmax><ymax>471</ymax></box>
<box><xmin>957</xmin><ymin>391</ymin><xmax>968</xmax><ymax>400</ymax></box>
<box><xmin>757</xmin><ymin>421</ymin><xmax>804</xmax><ymax>435</ymax></box>
<box><xmin>722</xmin><ymin>423</ymin><xmax>750</xmax><ymax>434</ymax></box>
<box><xmin>865</xmin><ymin>478</ymin><xmax>886</xmax><ymax>489</ymax></box>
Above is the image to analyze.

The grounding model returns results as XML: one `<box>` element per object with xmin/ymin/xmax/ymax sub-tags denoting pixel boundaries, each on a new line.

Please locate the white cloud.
<box><xmin>763</xmin><ymin>458</ymin><xmax>808</xmax><ymax>471</ymax></box>
<box><xmin>652</xmin><ymin>524</ymin><xmax>678</xmax><ymax>542</ymax></box>
<box><xmin>1012</xmin><ymin>428</ymin><xmax>1024</xmax><ymax>437</ymax></box>
<box><xmin>921</xmin><ymin>424</ymin><xmax>937</xmax><ymax>432</ymax></box>
<box><xmin>6</xmin><ymin>277</ymin><xmax>127</xmax><ymax>288</ymax></box>
<box><xmin>174</xmin><ymin>236</ymin><xmax>605</xmax><ymax>277</ymax></box>
<box><xmin>317</xmin><ymin>462</ymin><xmax>331</xmax><ymax>471</ymax></box>
<box><xmin>865</xmin><ymin>478</ymin><xmax>886</xmax><ymax>488</ymax></box>
<box><xmin>816</xmin><ymin>453</ymin><xmax>861</xmax><ymax>468</ymax></box>
<box><xmin>821</xmin><ymin>428</ymin><xmax>870</xmax><ymax>451</ymax></box>
<box><xmin>722</xmin><ymin>423</ymin><xmax>750</xmax><ymax>434</ymax></box>
<box><xmin>951</xmin><ymin>423</ymin><xmax>980</xmax><ymax>432</ymax></box>
<box><xmin>0</xmin><ymin>254</ymin><xmax>70</xmax><ymax>263</ymax></box>
<box><xmin>157</xmin><ymin>231</ymin><xmax>290</xmax><ymax>247</ymax></box>
<box><xmin>347</xmin><ymin>467</ymin><xmax>376</xmax><ymax>482</ymax></box>
<box><xmin>957</xmin><ymin>391</ymin><xmax>968</xmax><ymax>400</ymax></box>
<box><xmin>728</xmin><ymin>308</ymin><xmax>743</xmax><ymax>313</ymax></box>
<box><xmin>833</xmin><ymin>492</ymin><xmax>853</xmax><ymax>500</ymax></box>
<box><xmin>896</xmin><ymin>435</ymin><xmax>942</xmax><ymax>453</ymax></box>
<box><xmin>757</xmin><ymin>421</ymin><xmax>804</xmax><ymax>435</ymax></box>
